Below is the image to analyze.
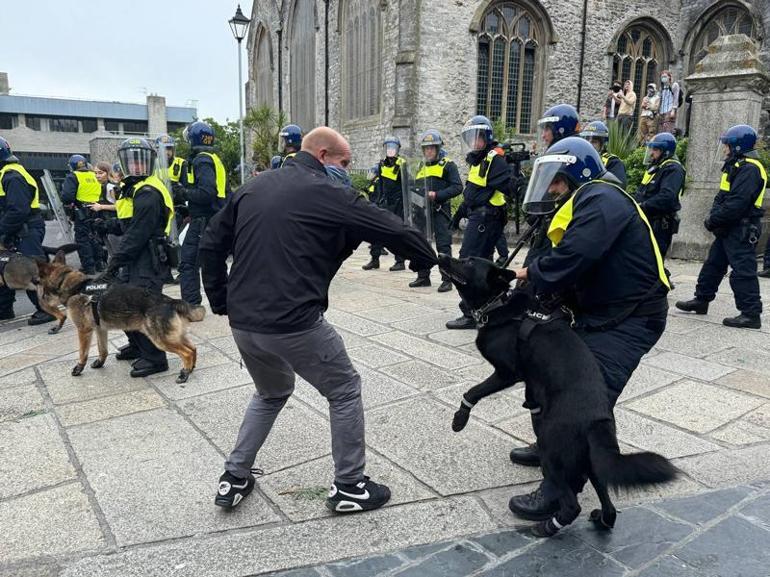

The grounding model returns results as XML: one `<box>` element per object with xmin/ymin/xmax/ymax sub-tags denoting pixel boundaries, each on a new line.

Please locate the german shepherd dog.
<box><xmin>36</xmin><ymin>251</ymin><xmax>205</xmax><ymax>383</ymax></box>
<box><xmin>0</xmin><ymin>243</ymin><xmax>79</xmax><ymax>291</ymax></box>
<box><xmin>438</xmin><ymin>254</ymin><xmax>676</xmax><ymax>538</ymax></box>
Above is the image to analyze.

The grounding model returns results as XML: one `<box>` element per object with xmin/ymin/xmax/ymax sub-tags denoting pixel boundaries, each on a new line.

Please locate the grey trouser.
<box><xmin>225</xmin><ymin>318</ymin><xmax>366</xmax><ymax>484</ymax></box>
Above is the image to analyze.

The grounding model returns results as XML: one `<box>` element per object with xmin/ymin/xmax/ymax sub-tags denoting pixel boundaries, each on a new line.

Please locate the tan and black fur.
<box><xmin>37</xmin><ymin>251</ymin><xmax>205</xmax><ymax>383</ymax></box>
<box><xmin>0</xmin><ymin>243</ymin><xmax>78</xmax><ymax>291</ymax></box>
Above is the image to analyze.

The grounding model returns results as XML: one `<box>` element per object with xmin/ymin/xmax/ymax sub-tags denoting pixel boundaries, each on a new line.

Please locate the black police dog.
<box><xmin>438</xmin><ymin>254</ymin><xmax>676</xmax><ymax>537</ymax></box>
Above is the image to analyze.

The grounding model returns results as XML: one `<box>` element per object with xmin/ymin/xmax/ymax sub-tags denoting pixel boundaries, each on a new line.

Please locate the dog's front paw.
<box><xmin>71</xmin><ymin>363</ymin><xmax>85</xmax><ymax>376</ymax></box>
<box><xmin>452</xmin><ymin>407</ymin><xmax>471</xmax><ymax>432</ymax></box>
<box><xmin>589</xmin><ymin>509</ymin><xmax>616</xmax><ymax>530</ymax></box>
<box><xmin>48</xmin><ymin>325</ymin><xmax>62</xmax><ymax>335</ymax></box>
<box><xmin>532</xmin><ymin>519</ymin><xmax>561</xmax><ymax>538</ymax></box>
<box><xmin>176</xmin><ymin>369</ymin><xmax>191</xmax><ymax>384</ymax></box>
<box><xmin>91</xmin><ymin>359</ymin><xmax>105</xmax><ymax>369</ymax></box>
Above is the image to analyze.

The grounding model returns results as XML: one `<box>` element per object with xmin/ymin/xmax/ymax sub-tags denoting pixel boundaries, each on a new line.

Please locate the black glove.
<box><xmin>210</xmin><ymin>302</ymin><xmax>227</xmax><ymax>316</ymax></box>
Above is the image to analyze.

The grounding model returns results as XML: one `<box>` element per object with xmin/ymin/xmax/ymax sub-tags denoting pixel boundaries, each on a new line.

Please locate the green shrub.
<box><xmin>676</xmin><ymin>137</ymin><xmax>688</xmax><ymax>166</ymax></box>
<box><xmin>350</xmin><ymin>172</ymin><xmax>371</xmax><ymax>196</ymax></box>
<box><xmin>606</xmin><ymin>121</ymin><xmax>637</xmax><ymax>160</ymax></box>
<box><xmin>624</xmin><ymin>146</ymin><xmax>647</xmax><ymax>194</ymax></box>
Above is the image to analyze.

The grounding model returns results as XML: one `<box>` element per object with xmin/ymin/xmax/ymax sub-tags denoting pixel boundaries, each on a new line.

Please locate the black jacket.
<box><xmin>200</xmin><ymin>151</ymin><xmax>437</xmax><ymax>334</ymax></box>
<box><xmin>418</xmin><ymin>158</ymin><xmax>463</xmax><ymax>216</ymax></box>
<box><xmin>604</xmin><ymin>155</ymin><xmax>627</xmax><ymax>189</ymax></box>
<box><xmin>463</xmin><ymin>146</ymin><xmax>511</xmax><ymax>209</ymax></box>
<box><xmin>377</xmin><ymin>157</ymin><xmax>406</xmax><ymax>207</ymax></box>
<box><xmin>709</xmin><ymin>157</ymin><xmax>765</xmax><ymax>228</ymax></box>
<box><xmin>185</xmin><ymin>153</ymin><xmax>223</xmax><ymax>218</ymax></box>
<box><xmin>635</xmin><ymin>159</ymin><xmax>684</xmax><ymax>218</ymax></box>
<box><xmin>0</xmin><ymin>163</ymin><xmax>42</xmax><ymax>240</ymax></box>
<box><xmin>528</xmin><ymin>181</ymin><xmax>668</xmax><ymax>328</ymax></box>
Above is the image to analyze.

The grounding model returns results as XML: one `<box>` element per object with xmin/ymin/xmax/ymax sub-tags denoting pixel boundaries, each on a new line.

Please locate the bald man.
<box><xmin>200</xmin><ymin>127</ymin><xmax>437</xmax><ymax>514</ymax></box>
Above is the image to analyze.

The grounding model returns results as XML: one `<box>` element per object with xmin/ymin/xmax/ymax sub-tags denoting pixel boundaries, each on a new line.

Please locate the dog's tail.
<box><xmin>172</xmin><ymin>300</ymin><xmax>206</xmax><ymax>322</ymax></box>
<box><xmin>588</xmin><ymin>420</ymin><xmax>677</xmax><ymax>489</ymax></box>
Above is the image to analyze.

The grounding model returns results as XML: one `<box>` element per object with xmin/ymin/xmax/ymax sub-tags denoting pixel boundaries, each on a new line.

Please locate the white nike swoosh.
<box><xmin>338</xmin><ymin>488</ymin><xmax>370</xmax><ymax>500</ymax></box>
<box><xmin>231</xmin><ymin>480</ymin><xmax>249</xmax><ymax>490</ymax></box>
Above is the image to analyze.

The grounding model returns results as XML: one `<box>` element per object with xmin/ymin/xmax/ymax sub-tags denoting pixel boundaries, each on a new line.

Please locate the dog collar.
<box><xmin>471</xmin><ymin>290</ymin><xmax>513</xmax><ymax>328</ymax></box>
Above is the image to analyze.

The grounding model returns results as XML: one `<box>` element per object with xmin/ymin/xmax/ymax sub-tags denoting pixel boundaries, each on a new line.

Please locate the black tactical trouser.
<box><xmin>696</xmin><ymin>224</ymin><xmax>763</xmax><ymax>317</ymax></box>
<box><xmin>179</xmin><ymin>216</ymin><xmax>208</xmax><ymax>305</ymax></box>
<box><xmin>123</xmin><ymin>250</ymin><xmax>168</xmax><ymax>366</ymax></box>
<box><xmin>458</xmin><ymin>206</ymin><xmax>505</xmax><ymax>317</ymax></box>
<box><xmin>73</xmin><ymin>214</ymin><xmax>104</xmax><ymax>274</ymax></box>
<box><xmin>370</xmin><ymin>198</ymin><xmax>405</xmax><ymax>263</ymax></box>
<box><xmin>417</xmin><ymin>210</ymin><xmax>452</xmax><ymax>280</ymax></box>
<box><xmin>650</xmin><ymin>216</ymin><xmax>676</xmax><ymax>259</ymax></box>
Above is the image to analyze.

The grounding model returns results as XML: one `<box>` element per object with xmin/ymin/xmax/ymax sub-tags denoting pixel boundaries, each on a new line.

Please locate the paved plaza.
<box><xmin>1</xmin><ymin>246</ymin><xmax>770</xmax><ymax>576</ymax></box>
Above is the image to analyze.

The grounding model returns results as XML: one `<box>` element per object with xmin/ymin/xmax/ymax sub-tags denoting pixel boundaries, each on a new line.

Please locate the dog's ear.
<box><xmin>53</xmin><ymin>250</ymin><xmax>66</xmax><ymax>264</ymax></box>
<box><xmin>496</xmin><ymin>267</ymin><xmax>517</xmax><ymax>283</ymax></box>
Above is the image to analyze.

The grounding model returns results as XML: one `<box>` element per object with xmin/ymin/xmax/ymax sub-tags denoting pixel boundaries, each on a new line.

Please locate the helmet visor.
<box><xmin>537</xmin><ymin>116</ymin><xmax>560</xmax><ymax>151</ymax></box>
<box><xmin>714</xmin><ymin>136</ymin><xmax>732</xmax><ymax>166</ymax></box>
<box><xmin>278</xmin><ymin>134</ymin><xmax>293</xmax><ymax>153</ymax></box>
<box><xmin>522</xmin><ymin>155</ymin><xmax>576</xmax><ymax>216</ymax></box>
<box><xmin>460</xmin><ymin>125</ymin><xmax>489</xmax><ymax>154</ymax></box>
<box><xmin>384</xmin><ymin>142</ymin><xmax>400</xmax><ymax>158</ymax></box>
<box><xmin>119</xmin><ymin>147</ymin><xmax>154</xmax><ymax>178</ymax></box>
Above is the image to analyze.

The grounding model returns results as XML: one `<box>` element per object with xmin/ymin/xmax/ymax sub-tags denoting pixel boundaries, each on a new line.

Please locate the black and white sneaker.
<box><xmin>214</xmin><ymin>469</ymin><xmax>261</xmax><ymax>508</ymax></box>
<box><xmin>326</xmin><ymin>476</ymin><xmax>391</xmax><ymax>514</ymax></box>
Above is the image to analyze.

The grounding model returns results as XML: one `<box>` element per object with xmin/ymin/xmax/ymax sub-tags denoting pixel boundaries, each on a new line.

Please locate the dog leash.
<box><xmin>499</xmin><ymin>218</ymin><xmax>541</xmax><ymax>270</ymax></box>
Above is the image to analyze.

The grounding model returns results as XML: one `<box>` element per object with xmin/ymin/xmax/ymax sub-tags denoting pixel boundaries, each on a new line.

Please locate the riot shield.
<box><xmin>41</xmin><ymin>170</ymin><xmax>75</xmax><ymax>243</ymax></box>
<box><xmin>402</xmin><ymin>159</ymin><xmax>433</xmax><ymax>241</ymax></box>
<box><xmin>154</xmin><ymin>140</ymin><xmax>179</xmax><ymax>245</ymax></box>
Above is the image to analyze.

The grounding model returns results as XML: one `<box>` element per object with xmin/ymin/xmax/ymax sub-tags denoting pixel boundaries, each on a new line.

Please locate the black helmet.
<box><xmin>117</xmin><ymin>138</ymin><xmax>156</xmax><ymax>179</ymax></box>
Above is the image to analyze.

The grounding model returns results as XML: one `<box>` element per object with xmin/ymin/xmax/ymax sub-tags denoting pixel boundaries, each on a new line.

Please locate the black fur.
<box><xmin>438</xmin><ymin>254</ymin><xmax>677</xmax><ymax>537</ymax></box>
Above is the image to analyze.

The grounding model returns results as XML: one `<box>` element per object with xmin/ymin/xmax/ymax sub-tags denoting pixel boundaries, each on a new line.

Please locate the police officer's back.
<box><xmin>61</xmin><ymin>154</ymin><xmax>104</xmax><ymax>273</ymax></box>
<box><xmin>179</xmin><ymin>121</ymin><xmax>228</xmax><ymax>306</ymax></box>
<box><xmin>278</xmin><ymin>124</ymin><xmax>303</xmax><ymax>167</ymax></box>
<box><xmin>0</xmin><ymin>136</ymin><xmax>56</xmax><ymax>325</ymax></box>
<box><xmin>579</xmin><ymin>120</ymin><xmax>627</xmax><ymax>189</ymax></box>
<box><xmin>677</xmin><ymin>124</ymin><xmax>766</xmax><ymax>329</ymax></box>
<box><xmin>634</xmin><ymin>132</ymin><xmax>684</xmax><ymax>258</ymax></box>
<box><xmin>156</xmin><ymin>134</ymin><xmax>189</xmax><ymax>223</ymax></box>
<box><xmin>100</xmin><ymin>138</ymin><xmax>175</xmax><ymax>376</ymax></box>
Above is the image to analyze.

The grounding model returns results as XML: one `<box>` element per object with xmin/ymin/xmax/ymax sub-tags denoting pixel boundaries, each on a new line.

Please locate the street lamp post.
<box><xmin>229</xmin><ymin>4</ymin><xmax>251</xmax><ymax>186</ymax></box>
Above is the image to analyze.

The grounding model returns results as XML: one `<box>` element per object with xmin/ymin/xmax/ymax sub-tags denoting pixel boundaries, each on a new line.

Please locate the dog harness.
<box><xmin>82</xmin><ymin>282</ymin><xmax>110</xmax><ymax>326</ymax></box>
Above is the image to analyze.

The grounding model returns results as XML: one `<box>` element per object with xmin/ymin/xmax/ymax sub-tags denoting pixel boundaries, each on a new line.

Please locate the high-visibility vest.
<box><xmin>74</xmin><ymin>170</ymin><xmax>102</xmax><ymax>203</ymax></box>
<box><xmin>547</xmin><ymin>179</ymin><xmax>670</xmax><ymax>289</ymax></box>
<box><xmin>380</xmin><ymin>157</ymin><xmax>406</xmax><ymax>181</ymax></box>
<box><xmin>416</xmin><ymin>158</ymin><xmax>451</xmax><ymax>180</ymax></box>
<box><xmin>114</xmin><ymin>174</ymin><xmax>175</xmax><ymax>235</ymax></box>
<box><xmin>187</xmin><ymin>152</ymin><xmax>227</xmax><ymax>198</ymax></box>
<box><xmin>601</xmin><ymin>152</ymin><xmax>619</xmax><ymax>167</ymax></box>
<box><xmin>467</xmin><ymin>149</ymin><xmax>506</xmax><ymax>207</ymax></box>
<box><xmin>0</xmin><ymin>163</ymin><xmax>40</xmax><ymax>208</ymax></box>
<box><xmin>719</xmin><ymin>157</ymin><xmax>767</xmax><ymax>209</ymax></box>
<box><xmin>168</xmin><ymin>157</ymin><xmax>186</xmax><ymax>184</ymax></box>
<box><xmin>641</xmin><ymin>158</ymin><xmax>684</xmax><ymax>199</ymax></box>
<box><xmin>280</xmin><ymin>152</ymin><xmax>297</xmax><ymax>167</ymax></box>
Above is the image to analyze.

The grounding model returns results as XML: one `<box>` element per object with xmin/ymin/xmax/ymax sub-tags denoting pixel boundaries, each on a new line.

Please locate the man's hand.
<box><xmin>427</xmin><ymin>191</ymin><xmax>437</xmax><ymax>201</ymax></box>
<box><xmin>515</xmin><ymin>267</ymin><xmax>528</xmax><ymax>280</ymax></box>
<box><xmin>210</xmin><ymin>303</ymin><xmax>227</xmax><ymax>316</ymax></box>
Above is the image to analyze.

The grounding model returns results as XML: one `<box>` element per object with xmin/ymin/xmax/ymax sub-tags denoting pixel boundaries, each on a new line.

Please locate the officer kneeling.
<box><xmin>508</xmin><ymin>137</ymin><xmax>670</xmax><ymax>521</ymax></box>
<box><xmin>677</xmin><ymin>124</ymin><xmax>766</xmax><ymax>329</ymax></box>
<box><xmin>97</xmin><ymin>138</ymin><xmax>175</xmax><ymax>377</ymax></box>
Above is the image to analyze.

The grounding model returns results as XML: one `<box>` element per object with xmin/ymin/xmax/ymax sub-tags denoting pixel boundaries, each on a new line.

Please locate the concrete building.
<box><xmin>245</xmin><ymin>0</ymin><xmax>768</xmax><ymax>166</ymax></box>
<box><xmin>0</xmin><ymin>72</ymin><xmax>196</xmax><ymax>180</ymax></box>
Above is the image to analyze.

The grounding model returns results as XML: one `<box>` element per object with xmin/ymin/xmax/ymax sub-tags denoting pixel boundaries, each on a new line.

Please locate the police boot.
<box><xmin>446</xmin><ymin>315</ymin><xmax>476</xmax><ymax>330</ymax></box>
<box><xmin>409</xmin><ymin>277</ymin><xmax>430</xmax><ymax>288</ymax></box>
<box><xmin>389</xmin><ymin>262</ymin><xmax>406</xmax><ymax>272</ymax></box>
<box><xmin>675</xmin><ymin>299</ymin><xmax>709</xmax><ymax>315</ymax></box>
<box><xmin>362</xmin><ymin>258</ymin><xmax>380</xmax><ymax>270</ymax></box>
<box><xmin>759</xmin><ymin>269</ymin><xmax>770</xmax><ymax>278</ymax></box>
<box><xmin>115</xmin><ymin>344</ymin><xmax>141</xmax><ymax>361</ymax></box>
<box><xmin>28</xmin><ymin>310</ymin><xmax>56</xmax><ymax>326</ymax></box>
<box><xmin>508</xmin><ymin>486</ymin><xmax>559</xmax><ymax>522</ymax></box>
<box><xmin>130</xmin><ymin>358</ymin><xmax>169</xmax><ymax>378</ymax></box>
<box><xmin>510</xmin><ymin>443</ymin><xmax>541</xmax><ymax>467</ymax></box>
<box><xmin>438</xmin><ymin>280</ymin><xmax>453</xmax><ymax>293</ymax></box>
<box><xmin>0</xmin><ymin>309</ymin><xmax>15</xmax><ymax>321</ymax></box>
<box><xmin>723</xmin><ymin>314</ymin><xmax>761</xmax><ymax>329</ymax></box>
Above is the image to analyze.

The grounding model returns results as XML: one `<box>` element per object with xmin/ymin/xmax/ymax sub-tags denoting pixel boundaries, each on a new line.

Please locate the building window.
<box><xmin>254</xmin><ymin>27</ymin><xmax>273</xmax><ymax>107</ymax></box>
<box><xmin>25</xmin><ymin>116</ymin><xmax>43</xmax><ymax>131</ymax></box>
<box><xmin>105</xmin><ymin>120</ymin><xmax>121</xmax><ymax>133</ymax></box>
<box><xmin>81</xmin><ymin>118</ymin><xmax>98</xmax><ymax>133</ymax></box>
<box><xmin>290</xmin><ymin>0</ymin><xmax>316</xmax><ymax>130</ymax></box>
<box><xmin>0</xmin><ymin>113</ymin><xmax>17</xmax><ymax>129</ymax></box>
<box><xmin>476</xmin><ymin>2</ymin><xmax>545</xmax><ymax>134</ymax></box>
<box><xmin>342</xmin><ymin>0</ymin><xmax>381</xmax><ymax>121</ymax></box>
<box><xmin>690</xmin><ymin>5</ymin><xmax>759</xmax><ymax>73</ymax></box>
<box><xmin>122</xmin><ymin>121</ymin><xmax>148</xmax><ymax>134</ymax></box>
<box><xmin>49</xmin><ymin>117</ymin><xmax>80</xmax><ymax>133</ymax></box>
<box><xmin>612</xmin><ymin>23</ymin><xmax>666</xmax><ymax>124</ymax></box>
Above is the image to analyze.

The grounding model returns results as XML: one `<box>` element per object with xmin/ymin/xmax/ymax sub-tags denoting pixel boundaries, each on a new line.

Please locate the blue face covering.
<box><xmin>324</xmin><ymin>164</ymin><xmax>351</xmax><ymax>186</ymax></box>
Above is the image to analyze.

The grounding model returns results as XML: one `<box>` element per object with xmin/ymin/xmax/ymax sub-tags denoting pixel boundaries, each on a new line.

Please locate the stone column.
<box><xmin>392</xmin><ymin>0</ymin><xmax>419</xmax><ymax>155</ymax></box>
<box><xmin>671</xmin><ymin>34</ymin><xmax>770</xmax><ymax>260</ymax></box>
<box><xmin>146</xmin><ymin>95</ymin><xmax>168</xmax><ymax>138</ymax></box>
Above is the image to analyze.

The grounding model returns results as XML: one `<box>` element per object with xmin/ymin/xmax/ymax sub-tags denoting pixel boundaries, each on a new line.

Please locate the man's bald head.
<box><xmin>302</xmin><ymin>127</ymin><xmax>352</xmax><ymax>169</ymax></box>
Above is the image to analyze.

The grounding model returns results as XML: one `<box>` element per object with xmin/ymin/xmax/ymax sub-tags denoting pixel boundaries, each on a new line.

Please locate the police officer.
<box><xmin>156</xmin><ymin>134</ymin><xmax>189</xmax><ymax>229</ymax></box>
<box><xmin>179</xmin><ymin>121</ymin><xmax>228</xmax><ymax>306</ymax></box>
<box><xmin>508</xmin><ymin>136</ymin><xmax>669</xmax><ymax>521</ymax></box>
<box><xmin>61</xmin><ymin>154</ymin><xmax>104</xmax><ymax>273</ymax></box>
<box><xmin>98</xmin><ymin>138</ymin><xmax>175</xmax><ymax>376</ymax></box>
<box><xmin>677</xmin><ymin>125</ymin><xmax>766</xmax><ymax>329</ymax></box>
<box><xmin>446</xmin><ymin>116</ymin><xmax>509</xmax><ymax>329</ymax></box>
<box><xmin>362</xmin><ymin>136</ymin><xmax>409</xmax><ymax>271</ymax></box>
<box><xmin>278</xmin><ymin>124</ymin><xmax>303</xmax><ymax>167</ymax></box>
<box><xmin>579</xmin><ymin>120</ymin><xmax>627</xmax><ymax>188</ymax></box>
<box><xmin>0</xmin><ymin>137</ymin><xmax>56</xmax><ymax>324</ymax></box>
<box><xmin>634</xmin><ymin>132</ymin><xmax>684</xmax><ymax>259</ymax></box>
<box><xmin>409</xmin><ymin>130</ymin><xmax>462</xmax><ymax>292</ymax></box>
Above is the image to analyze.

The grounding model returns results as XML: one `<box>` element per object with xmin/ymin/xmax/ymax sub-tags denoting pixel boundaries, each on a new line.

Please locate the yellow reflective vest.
<box><xmin>187</xmin><ymin>152</ymin><xmax>227</xmax><ymax>198</ymax></box>
<box><xmin>641</xmin><ymin>158</ymin><xmax>684</xmax><ymax>198</ymax></box>
<box><xmin>380</xmin><ymin>157</ymin><xmax>406</xmax><ymax>181</ymax></box>
<box><xmin>280</xmin><ymin>152</ymin><xmax>297</xmax><ymax>168</ymax></box>
<box><xmin>0</xmin><ymin>163</ymin><xmax>40</xmax><ymax>208</ymax></box>
<box><xmin>466</xmin><ymin>149</ymin><xmax>506</xmax><ymax>207</ymax></box>
<box><xmin>74</xmin><ymin>170</ymin><xmax>102</xmax><ymax>203</ymax></box>
<box><xmin>168</xmin><ymin>157</ymin><xmax>187</xmax><ymax>184</ymax></box>
<box><xmin>719</xmin><ymin>157</ymin><xmax>767</xmax><ymax>209</ymax></box>
<box><xmin>416</xmin><ymin>158</ymin><xmax>451</xmax><ymax>180</ymax></box>
<box><xmin>114</xmin><ymin>175</ymin><xmax>175</xmax><ymax>235</ymax></box>
<box><xmin>547</xmin><ymin>180</ymin><xmax>670</xmax><ymax>289</ymax></box>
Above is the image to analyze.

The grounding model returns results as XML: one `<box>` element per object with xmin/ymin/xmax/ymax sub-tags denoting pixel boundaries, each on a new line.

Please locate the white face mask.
<box><xmin>661</xmin><ymin>76</ymin><xmax>670</xmax><ymax>85</ymax></box>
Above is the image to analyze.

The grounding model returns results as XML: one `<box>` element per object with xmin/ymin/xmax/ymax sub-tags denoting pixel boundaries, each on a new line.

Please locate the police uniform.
<box><xmin>369</xmin><ymin>157</ymin><xmax>408</xmax><ymax>263</ymax></box>
<box><xmin>601</xmin><ymin>152</ymin><xmax>628</xmax><ymax>189</ymax></box>
<box><xmin>0</xmin><ymin>160</ymin><xmax>51</xmax><ymax>321</ymax></box>
<box><xmin>105</xmin><ymin>174</ymin><xmax>175</xmax><ymax>371</ymax></box>
<box><xmin>635</xmin><ymin>157</ymin><xmax>685</xmax><ymax>257</ymax></box>
<box><xmin>694</xmin><ymin>155</ymin><xmax>766</xmax><ymax>318</ymax></box>
<box><xmin>413</xmin><ymin>156</ymin><xmax>462</xmax><ymax>280</ymax></box>
<box><xmin>280</xmin><ymin>152</ymin><xmax>297</xmax><ymax>167</ymax></box>
<box><xmin>179</xmin><ymin>150</ymin><xmax>227</xmax><ymax>305</ymax></box>
<box><xmin>168</xmin><ymin>156</ymin><xmax>190</xmax><ymax>228</ymax></box>
<box><xmin>61</xmin><ymin>168</ymin><xmax>104</xmax><ymax>273</ymax></box>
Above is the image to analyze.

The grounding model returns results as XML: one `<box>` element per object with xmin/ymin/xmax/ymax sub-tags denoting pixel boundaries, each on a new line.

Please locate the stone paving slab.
<box><xmin>0</xmin><ymin>367</ymin><xmax>36</xmax><ymax>390</ymax></box>
<box><xmin>39</xmin><ymin>361</ymin><xmax>149</xmax><ymax>405</ymax></box>
<box><xmin>613</xmin><ymin>408</ymin><xmax>722</xmax><ymax>458</ymax></box>
<box><xmin>0</xmin><ymin>483</ymin><xmax>105</xmax><ymax>565</ymax></box>
<box><xmin>347</xmin><ymin>343</ymin><xmax>410</xmax><ymax>368</ymax></box>
<box><xmin>0</xmin><ymin>384</ymin><xmax>44</xmax><ymax>422</ymax></box>
<box><xmin>58</xmin><ymin>389</ymin><xmax>167</xmax><ymax>427</ymax></box>
<box><xmin>0</xmin><ymin>414</ymin><xmax>76</xmax><ymax>499</ymax></box>
<box><xmin>714</xmin><ymin>368</ymin><xmax>770</xmax><ymax>398</ymax></box>
<box><xmin>674</xmin><ymin>444</ymin><xmax>770</xmax><ymax>487</ymax></box>
<box><xmin>707</xmin><ymin>346</ymin><xmax>770</xmax><ymax>377</ymax></box>
<box><xmin>434</xmin><ymin>382</ymin><xmax>527</xmax><ymax>425</ymax></box>
<box><xmin>322</xmin><ymin>309</ymin><xmax>391</xmax><ymax>336</ymax></box>
<box><xmin>356</xmin><ymin>303</ymin><xmax>442</xmax><ymax>324</ymax></box>
<box><xmin>616</xmin><ymin>364</ymin><xmax>682</xmax><ymax>401</ymax></box>
<box><xmin>370</xmin><ymin>331</ymin><xmax>481</xmax><ymax>370</ymax></box>
<box><xmin>379</xmin><ymin>358</ymin><xmax>462</xmax><ymax>391</ymax></box>
<box><xmin>642</xmin><ymin>351</ymin><xmax>735</xmax><ymax>381</ymax></box>
<box><xmin>67</xmin><ymin>408</ymin><xmax>281</xmax><ymax>546</ymax></box>
<box><xmin>151</xmin><ymin>360</ymin><xmax>254</xmax><ymax>400</ymax></box>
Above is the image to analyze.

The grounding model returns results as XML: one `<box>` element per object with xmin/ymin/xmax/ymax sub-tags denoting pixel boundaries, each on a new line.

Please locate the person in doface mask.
<box><xmin>658</xmin><ymin>71</ymin><xmax>680</xmax><ymax>135</ymax></box>
<box><xmin>639</xmin><ymin>83</ymin><xmax>660</xmax><ymax>142</ymax></box>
